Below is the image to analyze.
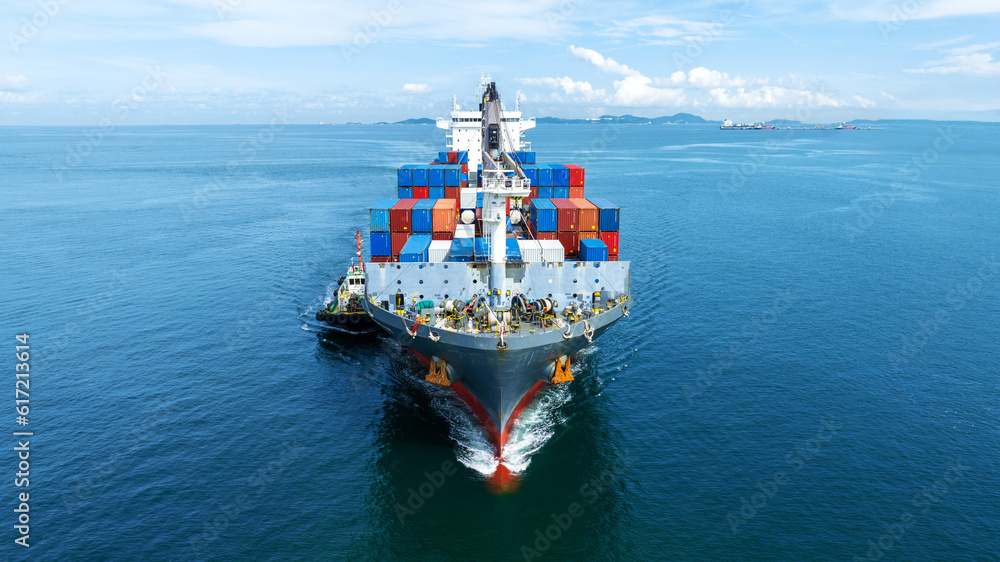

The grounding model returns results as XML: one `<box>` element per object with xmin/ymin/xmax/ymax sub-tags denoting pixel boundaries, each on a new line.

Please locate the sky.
<box><xmin>2</xmin><ymin>0</ymin><xmax>999</xmax><ymax>124</ymax></box>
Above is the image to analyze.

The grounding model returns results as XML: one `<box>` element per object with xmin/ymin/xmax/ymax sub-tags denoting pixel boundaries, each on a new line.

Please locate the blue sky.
<box><xmin>2</xmin><ymin>0</ymin><xmax>999</xmax><ymax>124</ymax></box>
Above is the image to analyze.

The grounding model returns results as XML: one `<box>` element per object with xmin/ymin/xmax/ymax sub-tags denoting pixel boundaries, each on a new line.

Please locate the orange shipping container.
<box><xmin>569</xmin><ymin>186</ymin><xmax>585</xmax><ymax>199</ymax></box>
<box><xmin>432</xmin><ymin>198</ymin><xmax>457</xmax><ymax>233</ymax></box>
<box><xmin>572</xmin><ymin>198</ymin><xmax>599</xmax><ymax>232</ymax></box>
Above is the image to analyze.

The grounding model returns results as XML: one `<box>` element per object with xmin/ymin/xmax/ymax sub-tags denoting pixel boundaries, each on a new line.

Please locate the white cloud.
<box><xmin>402</xmin><ymin>83</ymin><xmax>433</xmax><ymax>94</ymax></box>
<box><xmin>517</xmin><ymin>77</ymin><xmax>605</xmax><ymax>101</ymax></box>
<box><xmin>852</xmin><ymin>94</ymin><xmax>876</xmax><ymax>108</ymax></box>
<box><xmin>905</xmin><ymin>53</ymin><xmax>1000</xmax><ymax>76</ymax></box>
<box><xmin>0</xmin><ymin>75</ymin><xmax>30</xmax><ymax>91</ymax></box>
<box><xmin>610</xmin><ymin>75</ymin><xmax>686</xmax><ymax>106</ymax></box>
<box><xmin>567</xmin><ymin>45</ymin><xmax>642</xmax><ymax>77</ymax></box>
<box><xmin>947</xmin><ymin>41</ymin><xmax>1000</xmax><ymax>55</ymax></box>
<box><xmin>601</xmin><ymin>15</ymin><xmax>734</xmax><ymax>45</ymax></box>
<box><xmin>881</xmin><ymin>91</ymin><xmax>897</xmax><ymax>100</ymax></box>
<box><xmin>831</xmin><ymin>0</ymin><xmax>1000</xmax><ymax>21</ymax></box>
<box><xmin>707</xmin><ymin>86</ymin><xmax>844</xmax><ymax>109</ymax></box>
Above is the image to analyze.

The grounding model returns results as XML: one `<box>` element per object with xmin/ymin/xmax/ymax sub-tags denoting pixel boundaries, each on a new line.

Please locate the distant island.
<box><xmin>331</xmin><ymin>115</ymin><xmax>947</xmax><ymax>126</ymax></box>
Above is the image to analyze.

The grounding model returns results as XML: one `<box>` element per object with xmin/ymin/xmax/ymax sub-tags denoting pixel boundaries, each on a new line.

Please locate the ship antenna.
<box><xmin>356</xmin><ymin>230</ymin><xmax>364</xmax><ymax>273</ymax></box>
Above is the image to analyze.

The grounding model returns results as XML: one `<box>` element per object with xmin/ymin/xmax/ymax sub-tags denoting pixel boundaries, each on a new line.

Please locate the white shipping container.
<box><xmin>455</xmin><ymin>224</ymin><xmax>475</xmax><ymax>238</ymax></box>
<box><xmin>517</xmin><ymin>240</ymin><xmax>542</xmax><ymax>262</ymax></box>
<box><xmin>460</xmin><ymin>188</ymin><xmax>478</xmax><ymax>209</ymax></box>
<box><xmin>539</xmin><ymin>240</ymin><xmax>565</xmax><ymax>262</ymax></box>
<box><xmin>428</xmin><ymin>240</ymin><xmax>452</xmax><ymax>262</ymax></box>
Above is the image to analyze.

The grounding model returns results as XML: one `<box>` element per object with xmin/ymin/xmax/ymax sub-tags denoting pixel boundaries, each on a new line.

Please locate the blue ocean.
<box><xmin>2</xmin><ymin>121</ymin><xmax>998</xmax><ymax>560</ymax></box>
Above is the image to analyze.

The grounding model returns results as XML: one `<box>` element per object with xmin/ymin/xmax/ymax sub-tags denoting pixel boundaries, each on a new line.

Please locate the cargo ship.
<box><xmin>361</xmin><ymin>79</ymin><xmax>630</xmax><ymax>485</ymax></box>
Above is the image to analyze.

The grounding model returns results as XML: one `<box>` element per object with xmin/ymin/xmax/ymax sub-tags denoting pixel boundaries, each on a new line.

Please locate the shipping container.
<box><xmin>552</xmin><ymin>199</ymin><xmax>579</xmax><ymax>232</ymax></box>
<box><xmin>476</xmin><ymin>192</ymin><xmax>484</xmax><ymax>208</ymax></box>
<box><xmin>539</xmin><ymin>239</ymin><xmax>565</xmax><ymax>262</ymax></box>
<box><xmin>599</xmin><ymin>231</ymin><xmax>619</xmax><ymax>258</ymax></box>
<box><xmin>558</xmin><ymin>231</ymin><xmax>580</xmax><ymax>258</ymax></box>
<box><xmin>391</xmin><ymin>232</ymin><xmax>409</xmax><ymax>257</ymax></box>
<box><xmin>370</xmin><ymin>232</ymin><xmax>391</xmax><ymax>256</ymax></box>
<box><xmin>400</xmin><ymin>233</ymin><xmax>432</xmax><ymax>262</ymax></box>
<box><xmin>459</xmin><ymin>151</ymin><xmax>469</xmax><ymax>164</ymax></box>
<box><xmin>412</xmin><ymin>166</ymin><xmax>429</xmax><ymax>187</ymax></box>
<box><xmin>397</xmin><ymin>166</ymin><xmax>412</xmax><ymax>187</ymax></box>
<box><xmin>447</xmin><ymin>151</ymin><xmax>459</xmax><ymax>164</ymax></box>
<box><xmin>429</xmin><ymin>240</ymin><xmax>452</xmax><ymax>262</ymax></box>
<box><xmin>517</xmin><ymin>239</ymin><xmax>542</xmax><ymax>262</ymax></box>
<box><xmin>553</xmin><ymin>186</ymin><xmax>570</xmax><ymax>199</ymax></box>
<box><xmin>589</xmin><ymin>197</ymin><xmax>620</xmax><ymax>231</ymax></box>
<box><xmin>579</xmin><ymin>231</ymin><xmax>598</xmax><ymax>239</ymax></box>
<box><xmin>460</xmin><ymin>188</ymin><xmax>477</xmax><ymax>208</ymax></box>
<box><xmin>428</xmin><ymin>186</ymin><xmax>445</xmax><ymax>199</ymax></box>
<box><xmin>579</xmin><ymin>238</ymin><xmax>608</xmax><ymax>262</ymax></box>
<box><xmin>439</xmin><ymin>151</ymin><xmax>449</xmax><ymax>163</ymax></box>
<box><xmin>568</xmin><ymin>186</ymin><xmax>585</xmax><ymax>199</ymax></box>
<box><xmin>534</xmin><ymin>231</ymin><xmax>558</xmax><ymax>240</ymax></box>
<box><xmin>369</xmin><ymin>198</ymin><xmax>396</xmax><ymax>232</ymax></box>
<box><xmin>397</xmin><ymin>187</ymin><xmax>413</xmax><ymax>199</ymax></box>
<box><xmin>572</xmin><ymin>198</ymin><xmax>599</xmax><ymax>232</ymax></box>
<box><xmin>521</xmin><ymin>164</ymin><xmax>538</xmax><ymax>186</ymax></box>
<box><xmin>444</xmin><ymin>165</ymin><xmax>461</xmax><ymax>187</ymax></box>
<box><xmin>411</xmin><ymin>199</ymin><xmax>436</xmax><ymax>232</ymax></box>
<box><xmin>444</xmin><ymin>186</ymin><xmax>459</xmax><ymax>200</ymax></box>
<box><xmin>537</xmin><ymin>165</ymin><xmax>553</xmax><ymax>187</ymax></box>
<box><xmin>413</xmin><ymin>186</ymin><xmax>429</xmax><ymax>199</ymax></box>
<box><xmin>432</xmin><ymin>198</ymin><xmax>457</xmax><ymax>233</ymax></box>
<box><xmin>428</xmin><ymin>166</ymin><xmax>445</xmax><ymax>187</ymax></box>
<box><xmin>537</xmin><ymin>186</ymin><xmax>554</xmax><ymax>199</ymax></box>
<box><xmin>455</xmin><ymin>223</ymin><xmax>475</xmax><ymax>238</ymax></box>
<box><xmin>390</xmin><ymin>199</ymin><xmax>417</xmax><ymax>233</ymax></box>
<box><xmin>529</xmin><ymin>199</ymin><xmax>558</xmax><ymax>232</ymax></box>
<box><xmin>506</xmin><ymin>237</ymin><xmax>522</xmax><ymax>262</ymax></box>
<box><xmin>551</xmin><ymin>165</ymin><xmax>570</xmax><ymax>187</ymax></box>
<box><xmin>565</xmin><ymin>164</ymin><xmax>585</xmax><ymax>187</ymax></box>
<box><xmin>432</xmin><ymin>232</ymin><xmax>454</xmax><ymax>241</ymax></box>
<box><xmin>517</xmin><ymin>151</ymin><xmax>536</xmax><ymax>164</ymax></box>
<box><xmin>371</xmin><ymin>255</ymin><xmax>394</xmax><ymax>263</ymax></box>
<box><xmin>448</xmin><ymin>238</ymin><xmax>474</xmax><ymax>262</ymax></box>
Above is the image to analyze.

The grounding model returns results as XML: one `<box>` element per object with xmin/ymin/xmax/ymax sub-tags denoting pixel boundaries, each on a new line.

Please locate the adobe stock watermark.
<box><xmin>682</xmin><ymin>289</ymin><xmax>798</xmax><ymax>404</ymax></box>
<box><xmin>727</xmin><ymin>416</ymin><xmax>841</xmax><ymax>533</ymax></box>
<box><xmin>7</xmin><ymin>0</ymin><xmax>72</xmax><ymax>53</ymax></box>
<box><xmin>178</xmin><ymin>108</ymin><xmax>291</xmax><ymax>223</ymax></box>
<box><xmin>519</xmin><ymin>460</ymin><xmax>629</xmax><ymax>560</ymax></box>
<box><xmin>888</xmin><ymin>255</ymin><xmax>997</xmax><ymax>372</ymax></box>
<box><xmin>673</xmin><ymin>0</ymin><xmax>750</xmax><ymax>71</ymax></box>
<box><xmin>546</xmin><ymin>0</ymin><xmax>588</xmax><ymax>28</ymax></box>
<box><xmin>51</xmin><ymin>66</ymin><xmax>166</xmax><ymax>182</ymax></box>
<box><xmin>566</xmin><ymin>118</ymin><xmax>624</xmax><ymax>168</ymax></box>
<box><xmin>341</xmin><ymin>1</ymin><xmax>402</xmax><ymax>63</ymax></box>
<box><xmin>879</xmin><ymin>0</ymin><xmax>927</xmax><ymax>41</ymax></box>
<box><xmin>393</xmin><ymin>459</ymin><xmax>458</xmax><ymax>523</ymax></box>
<box><xmin>852</xmin><ymin>459</ymin><xmax>969</xmax><ymax>561</ymax></box>
<box><xmin>843</xmin><ymin>125</ymin><xmax>957</xmax><ymax>242</ymax></box>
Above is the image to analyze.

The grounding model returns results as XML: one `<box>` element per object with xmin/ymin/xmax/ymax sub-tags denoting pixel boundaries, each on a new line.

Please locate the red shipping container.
<box><xmin>413</xmin><ymin>186</ymin><xmax>429</xmax><ymax>199</ymax></box>
<box><xmin>432</xmin><ymin>232</ymin><xmax>454</xmax><ymax>240</ymax></box>
<box><xmin>572</xmin><ymin>198</ymin><xmax>599</xmax><ymax>232</ymax></box>
<box><xmin>558</xmin><ymin>231</ymin><xmax>580</xmax><ymax>257</ymax></box>
<box><xmin>568</xmin><ymin>186</ymin><xmax>585</xmax><ymax>199</ymax></box>
<box><xmin>461</xmin><ymin>163</ymin><xmax>468</xmax><ymax>174</ymax></box>
<box><xmin>599</xmin><ymin>231</ymin><xmax>619</xmax><ymax>258</ymax></box>
<box><xmin>390</xmin><ymin>199</ymin><xmax>417</xmax><ymax>232</ymax></box>
<box><xmin>391</xmin><ymin>232</ymin><xmax>409</xmax><ymax>256</ymax></box>
<box><xmin>534</xmin><ymin>231</ymin><xmax>558</xmax><ymax>241</ymax></box>
<box><xmin>432</xmin><ymin>198</ymin><xmax>457</xmax><ymax>233</ymax></box>
<box><xmin>460</xmin><ymin>181</ymin><xmax>468</xmax><ymax>188</ymax></box>
<box><xmin>444</xmin><ymin>186</ymin><xmax>460</xmax><ymax>200</ymax></box>
<box><xmin>371</xmin><ymin>255</ymin><xmax>395</xmax><ymax>263</ymax></box>
<box><xmin>447</xmin><ymin>151</ymin><xmax>459</xmax><ymax>164</ymax></box>
<box><xmin>565</xmin><ymin>164</ymin><xmax>585</xmax><ymax>187</ymax></box>
<box><xmin>551</xmin><ymin>199</ymin><xmax>579</xmax><ymax>232</ymax></box>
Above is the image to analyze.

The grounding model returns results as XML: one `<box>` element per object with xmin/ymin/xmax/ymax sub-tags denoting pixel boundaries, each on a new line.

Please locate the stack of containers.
<box><xmin>517</xmin><ymin>240</ymin><xmax>542</xmax><ymax>262</ymax></box>
<box><xmin>432</xmin><ymin>199</ymin><xmax>456</xmax><ymax>239</ymax></box>
<box><xmin>428</xmin><ymin>166</ymin><xmax>445</xmax><ymax>196</ymax></box>
<box><xmin>521</xmin><ymin>164</ymin><xmax>539</xmax><ymax>202</ymax></box>
<box><xmin>400</xmin><ymin>233</ymin><xmax>432</xmax><ymax>262</ymax></box>
<box><xmin>390</xmin><ymin>199</ymin><xmax>417</xmax><ymax>260</ymax></box>
<box><xmin>448</xmin><ymin>238</ymin><xmax>474</xmax><ymax>262</ymax></box>
<box><xmin>536</xmin><ymin>165</ymin><xmax>554</xmax><ymax>199</ymax></box>
<box><xmin>552</xmin><ymin>199</ymin><xmax>580</xmax><ymax>258</ymax></box>
<box><xmin>589</xmin><ymin>197</ymin><xmax>620</xmax><ymax>261</ymax></box>
<box><xmin>369</xmin><ymin>198</ymin><xmax>395</xmax><ymax>262</ymax></box>
<box><xmin>551</xmin><ymin>165</ymin><xmax>570</xmax><ymax>199</ymax></box>
<box><xmin>573</xmin><ymin>199</ymin><xmax>599</xmax><ymax>246</ymax></box>
<box><xmin>411</xmin><ymin>199</ymin><xmax>435</xmax><ymax>233</ymax></box>
<box><xmin>579</xmin><ymin>239</ymin><xmax>609</xmax><ymax>261</ymax></box>
<box><xmin>516</xmin><ymin>151</ymin><xmax>536</xmax><ymax>164</ymax></box>
<box><xmin>538</xmin><ymin>240</ymin><xmax>565</xmax><ymax>262</ymax></box>
<box><xmin>565</xmin><ymin>164</ymin><xmax>585</xmax><ymax>198</ymax></box>
<box><xmin>528</xmin><ymin>199</ymin><xmax>557</xmax><ymax>240</ymax></box>
<box><xmin>412</xmin><ymin>166</ymin><xmax>429</xmax><ymax>193</ymax></box>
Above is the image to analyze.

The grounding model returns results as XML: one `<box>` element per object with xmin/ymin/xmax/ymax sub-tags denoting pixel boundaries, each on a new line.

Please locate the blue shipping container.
<box><xmin>521</xmin><ymin>164</ymin><xmax>538</xmax><ymax>186</ymax></box>
<box><xmin>538</xmin><ymin>165</ymin><xmax>553</xmax><ymax>186</ymax></box>
<box><xmin>397</xmin><ymin>187</ymin><xmax>413</xmax><ymax>199</ymax></box>
<box><xmin>397</xmin><ymin>167</ymin><xmax>412</xmax><ymax>187</ymax></box>
<box><xmin>537</xmin><ymin>186</ymin><xmax>554</xmax><ymax>200</ymax></box>
<box><xmin>412</xmin><ymin>166</ymin><xmax>429</xmax><ymax>187</ymax></box>
<box><xmin>444</xmin><ymin>165</ymin><xmax>461</xmax><ymax>187</ymax></box>
<box><xmin>506</xmin><ymin>237</ymin><xmax>522</xmax><ymax>262</ymax></box>
<box><xmin>459</xmin><ymin>151</ymin><xmax>469</xmax><ymax>164</ymax></box>
<box><xmin>553</xmin><ymin>186</ymin><xmax>569</xmax><ymax>199</ymax></box>
<box><xmin>551</xmin><ymin>165</ymin><xmax>570</xmax><ymax>187</ymax></box>
<box><xmin>400</xmin><ymin>233</ymin><xmax>432</xmax><ymax>262</ymax></box>
<box><xmin>588</xmin><ymin>197</ymin><xmax>620</xmax><ymax>231</ymax></box>
<box><xmin>448</xmin><ymin>238</ymin><xmax>474</xmax><ymax>262</ymax></box>
<box><xmin>530</xmin><ymin>199</ymin><xmax>557</xmax><ymax>232</ymax></box>
<box><xmin>370</xmin><ymin>198</ymin><xmax>396</xmax><ymax>232</ymax></box>
<box><xmin>439</xmin><ymin>152</ymin><xmax>449</xmax><ymax>163</ymax></box>
<box><xmin>370</xmin><ymin>232</ymin><xmax>391</xmax><ymax>256</ymax></box>
<box><xmin>428</xmin><ymin>166</ymin><xmax>445</xmax><ymax>187</ymax></box>
<box><xmin>429</xmin><ymin>186</ymin><xmax>445</xmax><ymax>199</ymax></box>
<box><xmin>579</xmin><ymin>239</ymin><xmax>609</xmax><ymax>262</ymax></box>
<box><xmin>411</xmin><ymin>199</ymin><xmax>436</xmax><ymax>232</ymax></box>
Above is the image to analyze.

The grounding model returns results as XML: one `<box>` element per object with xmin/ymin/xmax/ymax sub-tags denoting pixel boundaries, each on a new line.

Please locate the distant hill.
<box><xmin>536</xmin><ymin>113</ymin><xmax>716</xmax><ymax>125</ymax></box>
<box><xmin>394</xmin><ymin>118</ymin><xmax>436</xmax><ymax>125</ymax></box>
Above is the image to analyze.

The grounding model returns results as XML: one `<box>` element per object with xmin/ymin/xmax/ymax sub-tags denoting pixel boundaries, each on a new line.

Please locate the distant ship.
<box><xmin>361</xmin><ymin>78</ymin><xmax>630</xmax><ymax>489</ymax></box>
<box><xmin>721</xmin><ymin>119</ymin><xmax>774</xmax><ymax>130</ymax></box>
<box><xmin>835</xmin><ymin>123</ymin><xmax>858</xmax><ymax>130</ymax></box>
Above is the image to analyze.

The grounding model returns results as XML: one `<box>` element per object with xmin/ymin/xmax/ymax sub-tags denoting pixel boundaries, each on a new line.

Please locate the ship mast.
<box><xmin>479</xmin><ymin>80</ymin><xmax>530</xmax><ymax>309</ymax></box>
